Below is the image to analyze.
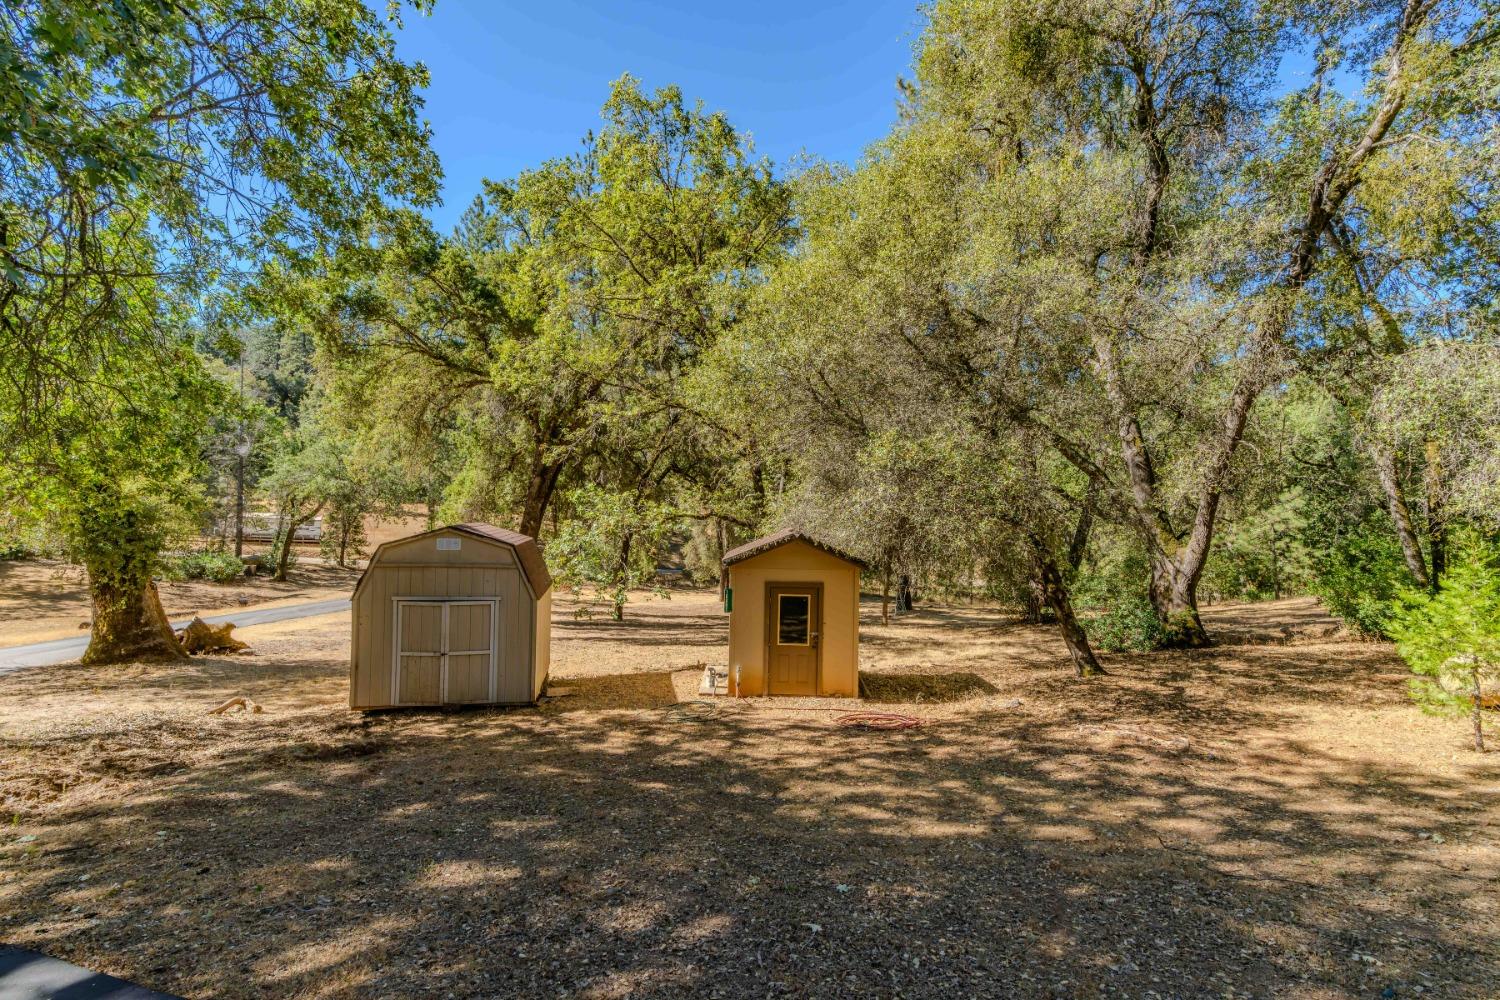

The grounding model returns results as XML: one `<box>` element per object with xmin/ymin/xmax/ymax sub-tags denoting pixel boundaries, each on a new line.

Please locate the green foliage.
<box><xmin>1387</xmin><ymin>542</ymin><xmax>1500</xmax><ymax>750</ymax></box>
<box><xmin>680</xmin><ymin>522</ymin><xmax>726</xmax><ymax>587</ymax></box>
<box><xmin>1081</xmin><ymin>593</ymin><xmax>1166</xmax><ymax>654</ymax></box>
<box><xmin>160</xmin><ymin>550</ymin><xmax>245</xmax><ymax>584</ymax></box>
<box><xmin>1310</xmin><ymin>516</ymin><xmax>1415</xmax><ymax>638</ymax></box>
<box><xmin>782</xmin><ymin>429</ymin><xmax>987</xmax><ymax>598</ymax></box>
<box><xmin>5</xmin><ymin>0</ymin><xmax>1497</xmax><ymax>668</ymax></box>
<box><xmin>2</xmin><ymin>303</ymin><xmax>226</xmax><ymax>596</ymax></box>
<box><xmin>1070</xmin><ymin>543</ymin><xmax>1165</xmax><ymax>651</ymax></box>
<box><xmin>3</xmin><ymin>0</ymin><xmax>439</xmax><ymax>436</ymax></box>
<box><xmin>0</xmin><ymin>0</ymin><xmax>440</xmax><ymax>656</ymax></box>
<box><xmin>316</xmin><ymin>75</ymin><xmax>792</xmax><ymax>571</ymax></box>
<box><xmin>320</xmin><ymin>505</ymin><xmax>370</xmax><ymax>567</ymax></box>
<box><xmin>0</xmin><ymin>518</ymin><xmax>60</xmax><ymax>561</ymax></box>
<box><xmin>1201</xmin><ymin>489</ymin><xmax>1315</xmax><ymax>602</ymax></box>
<box><xmin>547</xmin><ymin>486</ymin><xmax>678</xmax><ymax>620</ymax></box>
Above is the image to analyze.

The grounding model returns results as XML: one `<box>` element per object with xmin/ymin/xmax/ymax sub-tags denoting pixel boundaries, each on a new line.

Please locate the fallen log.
<box><xmin>208</xmin><ymin>696</ymin><xmax>263</xmax><ymax>715</ymax></box>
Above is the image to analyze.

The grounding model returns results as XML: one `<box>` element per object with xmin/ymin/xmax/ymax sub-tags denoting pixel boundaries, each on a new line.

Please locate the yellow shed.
<box><xmin>349</xmin><ymin>523</ymin><xmax>552</xmax><ymax>709</ymax></box>
<box><xmin>722</xmin><ymin>530</ymin><xmax>865</xmax><ymax>697</ymax></box>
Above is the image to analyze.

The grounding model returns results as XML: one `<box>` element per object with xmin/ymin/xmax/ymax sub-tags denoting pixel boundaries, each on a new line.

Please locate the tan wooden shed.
<box><xmin>722</xmin><ymin>530</ymin><xmax>865</xmax><ymax>697</ymax></box>
<box><xmin>349</xmin><ymin>523</ymin><xmax>552</xmax><ymax>709</ymax></box>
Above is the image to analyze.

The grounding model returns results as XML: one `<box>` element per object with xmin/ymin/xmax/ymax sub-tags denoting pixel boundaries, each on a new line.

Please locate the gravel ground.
<box><xmin>0</xmin><ymin>594</ymin><xmax>1496</xmax><ymax>999</ymax></box>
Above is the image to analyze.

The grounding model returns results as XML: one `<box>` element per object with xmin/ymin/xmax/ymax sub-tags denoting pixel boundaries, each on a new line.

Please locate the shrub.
<box><xmin>1309</xmin><ymin>517</ymin><xmax>1414</xmax><ymax>638</ymax></box>
<box><xmin>0</xmin><ymin>522</ymin><xmax>64</xmax><ymax>560</ymax></box>
<box><xmin>160</xmin><ymin>550</ymin><xmax>245</xmax><ymax>583</ymax></box>
<box><xmin>1073</xmin><ymin>544</ymin><xmax>1165</xmax><ymax>651</ymax></box>
<box><xmin>1387</xmin><ymin>542</ymin><xmax>1500</xmax><ymax>752</ymax></box>
<box><xmin>1082</xmin><ymin>592</ymin><xmax>1165</xmax><ymax>652</ymax></box>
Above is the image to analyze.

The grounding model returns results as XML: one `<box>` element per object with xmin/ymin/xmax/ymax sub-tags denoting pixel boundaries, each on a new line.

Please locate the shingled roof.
<box><xmin>355</xmin><ymin>523</ymin><xmax>552</xmax><ymax>596</ymax></box>
<box><xmin>721</xmin><ymin>529</ymin><xmax>868</xmax><ymax>569</ymax></box>
<box><xmin>453</xmin><ymin>523</ymin><xmax>552</xmax><ymax>595</ymax></box>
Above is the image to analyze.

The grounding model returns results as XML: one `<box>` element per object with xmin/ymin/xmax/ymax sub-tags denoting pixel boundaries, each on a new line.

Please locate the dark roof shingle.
<box><xmin>722</xmin><ymin>529</ymin><xmax>868</xmax><ymax>569</ymax></box>
<box><xmin>455</xmin><ymin>523</ymin><xmax>552</xmax><ymax>595</ymax></box>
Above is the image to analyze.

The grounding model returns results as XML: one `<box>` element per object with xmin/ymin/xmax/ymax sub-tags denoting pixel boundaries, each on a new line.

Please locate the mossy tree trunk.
<box><xmin>73</xmin><ymin>496</ymin><xmax>185</xmax><ymax>665</ymax></box>
<box><xmin>1148</xmin><ymin>556</ymin><xmax>1210</xmax><ymax>649</ymax></box>
<box><xmin>83</xmin><ymin>573</ymin><xmax>184</xmax><ymax>665</ymax></box>
<box><xmin>1371</xmin><ymin>442</ymin><xmax>1430</xmax><ymax>588</ymax></box>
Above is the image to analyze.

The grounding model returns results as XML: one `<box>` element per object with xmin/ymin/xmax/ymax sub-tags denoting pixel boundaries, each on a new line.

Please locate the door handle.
<box><xmin>810</xmin><ymin>632</ymin><xmax>820</xmax><ymax>647</ymax></box>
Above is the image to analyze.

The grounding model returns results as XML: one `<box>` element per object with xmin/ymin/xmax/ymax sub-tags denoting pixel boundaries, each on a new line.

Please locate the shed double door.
<box><xmin>766</xmin><ymin>585</ymin><xmax>820</xmax><ymax>696</ymax></box>
<box><xmin>394</xmin><ymin>599</ymin><xmax>499</xmax><ymax>705</ymax></box>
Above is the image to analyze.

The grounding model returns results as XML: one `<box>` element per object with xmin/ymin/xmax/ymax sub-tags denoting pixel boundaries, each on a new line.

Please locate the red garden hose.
<box><xmin>836</xmin><ymin>711</ymin><xmax>924</xmax><ymax>731</ymax></box>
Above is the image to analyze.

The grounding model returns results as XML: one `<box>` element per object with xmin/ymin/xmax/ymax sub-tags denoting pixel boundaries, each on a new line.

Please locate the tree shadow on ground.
<box><xmin>4</xmin><ymin>596</ymin><xmax>1498</xmax><ymax>999</ymax></box>
<box><xmin>5</xmin><ymin>686</ymin><xmax>1498</xmax><ymax>1000</ymax></box>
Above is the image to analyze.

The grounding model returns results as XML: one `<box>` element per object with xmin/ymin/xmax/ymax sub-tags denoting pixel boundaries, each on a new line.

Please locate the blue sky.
<box><xmin>389</xmin><ymin>0</ymin><xmax>928</xmax><ymax>232</ymax></box>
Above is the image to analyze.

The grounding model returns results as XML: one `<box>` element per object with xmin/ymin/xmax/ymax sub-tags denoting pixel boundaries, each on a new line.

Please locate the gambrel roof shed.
<box><xmin>350</xmin><ymin>523</ymin><xmax>552</xmax><ymax>709</ymax></box>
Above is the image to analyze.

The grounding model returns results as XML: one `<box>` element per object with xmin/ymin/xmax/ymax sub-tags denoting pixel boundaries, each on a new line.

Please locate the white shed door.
<box><xmin>393</xmin><ymin>599</ymin><xmax>499</xmax><ymax>705</ymax></box>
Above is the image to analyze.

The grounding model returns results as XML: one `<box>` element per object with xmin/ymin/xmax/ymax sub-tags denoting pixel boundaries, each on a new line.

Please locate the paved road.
<box><xmin>0</xmin><ymin>597</ymin><xmax>350</xmax><ymax>675</ymax></box>
<box><xmin>0</xmin><ymin>945</ymin><xmax>183</xmax><ymax>999</ymax></box>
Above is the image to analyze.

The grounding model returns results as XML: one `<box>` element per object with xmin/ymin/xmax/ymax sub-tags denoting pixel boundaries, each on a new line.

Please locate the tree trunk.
<box><xmin>82</xmin><ymin>565</ymin><xmax>184</xmax><ymax>665</ymax></box>
<box><xmin>1032</xmin><ymin>541</ymin><xmax>1104</xmax><ymax>677</ymax></box>
<box><xmin>611</xmin><ymin>531</ymin><xmax>634</xmax><ymax>621</ymax></box>
<box><xmin>1424</xmin><ymin>439</ymin><xmax>1446</xmax><ymax>592</ymax></box>
<box><xmin>897</xmin><ymin>574</ymin><xmax>914</xmax><ymax>612</ymax></box>
<box><xmin>1094</xmin><ymin>335</ymin><xmax>1215</xmax><ymax>648</ymax></box>
<box><xmin>1371</xmin><ymin>442</ymin><xmax>1430</xmax><ymax>587</ymax></box>
<box><xmin>1021</xmin><ymin>579</ymin><xmax>1044</xmax><ymax>625</ymax></box>
<box><xmin>716</xmin><ymin>519</ymin><xmax>729</xmax><ymax>601</ymax></box>
<box><xmin>881</xmin><ymin>567</ymin><xmax>892</xmax><ymax>626</ymax></box>
<box><xmin>519</xmin><ymin>460</ymin><xmax>565</xmax><ymax>539</ymax></box>
<box><xmin>1270</xmin><ymin>531</ymin><xmax>1282</xmax><ymax>601</ymax></box>
<box><xmin>1084</xmin><ymin>0</ymin><xmax>1427</xmax><ymax>652</ymax></box>
<box><xmin>1472</xmin><ymin>671</ymin><xmax>1486</xmax><ymax>753</ymax></box>
<box><xmin>1149</xmin><ymin>554</ymin><xmax>1209</xmax><ymax>648</ymax></box>
<box><xmin>272</xmin><ymin>503</ymin><xmax>322</xmax><ymax>582</ymax></box>
<box><xmin>749</xmin><ymin>459</ymin><xmax>766</xmax><ymax>519</ymax></box>
<box><xmin>1067</xmin><ymin>486</ymin><xmax>1095</xmax><ymax>574</ymax></box>
<box><xmin>273</xmin><ymin>518</ymin><xmax>297</xmax><ymax>581</ymax></box>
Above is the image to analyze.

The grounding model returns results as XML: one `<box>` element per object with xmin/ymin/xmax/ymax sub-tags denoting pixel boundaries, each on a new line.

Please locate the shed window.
<box><xmin>777</xmin><ymin>594</ymin><xmax>810</xmax><ymax>645</ymax></box>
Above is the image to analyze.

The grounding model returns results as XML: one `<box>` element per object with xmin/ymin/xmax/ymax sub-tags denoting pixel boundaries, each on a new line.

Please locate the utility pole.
<box><xmin>233</xmin><ymin>356</ymin><xmax>250</xmax><ymax>558</ymax></box>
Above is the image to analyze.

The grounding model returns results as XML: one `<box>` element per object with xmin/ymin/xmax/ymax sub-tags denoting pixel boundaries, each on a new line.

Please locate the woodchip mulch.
<box><xmin>0</xmin><ymin>595</ymin><xmax>1496</xmax><ymax>999</ymax></box>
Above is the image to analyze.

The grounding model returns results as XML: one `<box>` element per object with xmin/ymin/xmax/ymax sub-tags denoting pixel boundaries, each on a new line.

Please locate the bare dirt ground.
<box><xmin>0</xmin><ymin>593</ymin><xmax>1496</xmax><ymax>999</ymax></box>
<box><xmin>0</xmin><ymin>560</ymin><xmax>360</xmax><ymax>646</ymax></box>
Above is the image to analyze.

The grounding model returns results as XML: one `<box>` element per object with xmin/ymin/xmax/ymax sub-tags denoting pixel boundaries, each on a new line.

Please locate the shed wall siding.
<box><xmin>533</xmin><ymin>589</ymin><xmax>552</xmax><ymax>699</ymax></box>
<box><xmin>725</xmin><ymin>540</ymin><xmax>860</xmax><ymax>697</ymax></box>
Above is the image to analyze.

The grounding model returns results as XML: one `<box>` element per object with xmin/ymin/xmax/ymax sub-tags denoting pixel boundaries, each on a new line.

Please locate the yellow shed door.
<box><xmin>394</xmin><ymin>599</ymin><xmax>499</xmax><ymax>705</ymax></box>
<box><xmin>767</xmin><ymin>586</ymin><xmax>819</xmax><ymax>696</ymax></box>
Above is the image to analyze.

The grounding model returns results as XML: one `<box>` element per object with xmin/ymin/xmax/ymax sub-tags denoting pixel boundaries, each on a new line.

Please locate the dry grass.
<box><xmin>0</xmin><ymin>593</ymin><xmax>1497</xmax><ymax>999</ymax></box>
<box><xmin>0</xmin><ymin>559</ymin><xmax>361</xmax><ymax>646</ymax></box>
